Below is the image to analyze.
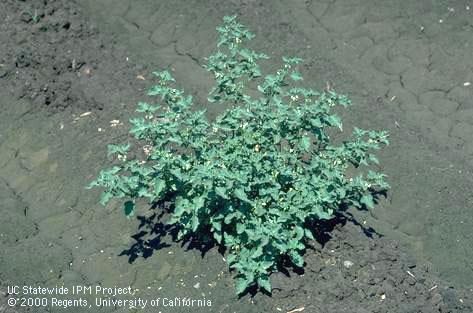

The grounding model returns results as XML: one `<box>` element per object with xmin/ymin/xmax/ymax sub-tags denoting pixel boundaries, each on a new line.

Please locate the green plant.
<box><xmin>27</xmin><ymin>9</ymin><xmax>40</xmax><ymax>23</ymax></box>
<box><xmin>87</xmin><ymin>15</ymin><xmax>389</xmax><ymax>295</ymax></box>
<box><xmin>32</xmin><ymin>10</ymin><xmax>40</xmax><ymax>23</ymax></box>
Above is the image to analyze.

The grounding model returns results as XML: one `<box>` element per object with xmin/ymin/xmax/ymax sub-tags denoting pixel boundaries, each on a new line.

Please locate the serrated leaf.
<box><xmin>282</xmin><ymin>56</ymin><xmax>304</xmax><ymax>64</ymax></box>
<box><xmin>136</xmin><ymin>101</ymin><xmax>150</xmax><ymax>113</ymax></box>
<box><xmin>289</xmin><ymin>251</ymin><xmax>304</xmax><ymax>267</ymax></box>
<box><xmin>191</xmin><ymin>213</ymin><xmax>199</xmax><ymax>231</ymax></box>
<box><xmin>294</xmin><ymin>226</ymin><xmax>304</xmax><ymax>240</ymax></box>
<box><xmin>109</xmin><ymin>166</ymin><xmax>122</xmax><ymax>175</ymax></box>
<box><xmin>174</xmin><ymin>197</ymin><xmax>189</xmax><ymax>216</ymax></box>
<box><xmin>245</xmin><ymin>228</ymin><xmax>255</xmax><ymax>237</ymax></box>
<box><xmin>147</xmin><ymin>86</ymin><xmax>162</xmax><ymax>96</ymax></box>
<box><xmin>234</xmin><ymin>188</ymin><xmax>252</xmax><ymax>204</ymax></box>
<box><xmin>107</xmin><ymin>144</ymin><xmax>130</xmax><ymax>157</ymax></box>
<box><xmin>290</xmin><ymin>71</ymin><xmax>303</xmax><ymax>81</ymax></box>
<box><xmin>304</xmin><ymin>229</ymin><xmax>315</xmax><ymax>240</ymax></box>
<box><xmin>301</xmin><ymin>136</ymin><xmax>311</xmax><ymax>152</ymax></box>
<box><xmin>273</xmin><ymin>134</ymin><xmax>282</xmax><ymax>144</ymax></box>
<box><xmin>235</xmin><ymin>278</ymin><xmax>250</xmax><ymax>295</ymax></box>
<box><xmin>193</xmin><ymin>195</ymin><xmax>206</xmax><ymax>212</ymax></box>
<box><xmin>138</xmin><ymin>187</ymin><xmax>152</xmax><ymax>198</ymax></box>
<box><xmin>251</xmin><ymin>246</ymin><xmax>263</xmax><ymax>258</ymax></box>
<box><xmin>214</xmin><ymin>232</ymin><xmax>222</xmax><ymax>243</ymax></box>
<box><xmin>317</xmin><ymin>207</ymin><xmax>333</xmax><ymax>220</ymax></box>
<box><xmin>325</xmin><ymin>114</ymin><xmax>342</xmax><ymax>128</ymax></box>
<box><xmin>368</xmin><ymin>154</ymin><xmax>379</xmax><ymax>164</ymax></box>
<box><xmin>152</xmin><ymin>70</ymin><xmax>175</xmax><ymax>82</ymax></box>
<box><xmin>236</xmin><ymin>223</ymin><xmax>245</xmax><ymax>234</ymax></box>
<box><xmin>215</xmin><ymin>186</ymin><xmax>229</xmax><ymax>199</ymax></box>
<box><xmin>99</xmin><ymin>191</ymin><xmax>113</xmax><ymax>206</ymax></box>
<box><xmin>360</xmin><ymin>194</ymin><xmax>375</xmax><ymax>208</ymax></box>
<box><xmin>153</xmin><ymin>178</ymin><xmax>166</xmax><ymax>197</ymax></box>
<box><xmin>257</xmin><ymin>276</ymin><xmax>271</xmax><ymax>293</ymax></box>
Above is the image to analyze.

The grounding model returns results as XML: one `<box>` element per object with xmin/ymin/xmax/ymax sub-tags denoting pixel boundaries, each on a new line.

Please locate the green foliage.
<box><xmin>26</xmin><ymin>9</ymin><xmax>41</xmax><ymax>24</ymax></box>
<box><xmin>87</xmin><ymin>15</ymin><xmax>389</xmax><ymax>295</ymax></box>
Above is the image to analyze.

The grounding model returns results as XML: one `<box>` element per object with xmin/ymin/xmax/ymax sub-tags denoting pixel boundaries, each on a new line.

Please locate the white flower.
<box><xmin>142</xmin><ymin>145</ymin><xmax>153</xmax><ymax>155</ymax></box>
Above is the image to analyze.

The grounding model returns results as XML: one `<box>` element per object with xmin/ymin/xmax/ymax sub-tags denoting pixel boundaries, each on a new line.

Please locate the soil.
<box><xmin>0</xmin><ymin>0</ymin><xmax>472</xmax><ymax>313</ymax></box>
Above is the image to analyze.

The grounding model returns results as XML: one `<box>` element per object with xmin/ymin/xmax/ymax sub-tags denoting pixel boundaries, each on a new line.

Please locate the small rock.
<box><xmin>0</xmin><ymin>68</ymin><xmax>9</xmax><ymax>78</ymax></box>
<box><xmin>406</xmin><ymin>275</ymin><xmax>417</xmax><ymax>286</ymax></box>
<box><xmin>343</xmin><ymin>260</ymin><xmax>354</xmax><ymax>268</ymax></box>
<box><xmin>430</xmin><ymin>293</ymin><xmax>443</xmax><ymax>305</ymax></box>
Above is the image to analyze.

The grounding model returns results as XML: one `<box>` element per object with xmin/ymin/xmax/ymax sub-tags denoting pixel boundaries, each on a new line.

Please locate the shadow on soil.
<box><xmin>119</xmin><ymin>189</ymin><xmax>387</xmax><ymax>296</ymax></box>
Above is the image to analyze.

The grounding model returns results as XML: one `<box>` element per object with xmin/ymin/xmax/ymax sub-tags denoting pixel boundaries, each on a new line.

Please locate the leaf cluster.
<box><xmin>87</xmin><ymin>15</ymin><xmax>389</xmax><ymax>295</ymax></box>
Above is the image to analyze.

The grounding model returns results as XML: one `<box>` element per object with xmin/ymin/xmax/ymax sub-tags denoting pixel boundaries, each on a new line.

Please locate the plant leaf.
<box><xmin>153</xmin><ymin>178</ymin><xmax>166</xmax><ymax>197</ymax></box>
<box><xmin>257</xmin><ymin>276</ymin><xmax>272</xmax><ymax>292</ymax></box>
<box><xmin>301</xmin><ymin>136</ymin><xmax>311</xmax><ymax>152</ymax></box>
<box><xmin>99</xmin><ymin>192</ymin><xmax>113</xmax><ymax>206</ymax></box>
<box><xmin>235</xmin><ymin>278</ymin><xmax>250</xmax><ymax>295</ymax></box>
<box><xmin>124</xmin><ymin>200</ymin><xmax>135</xmax><ymax>217</ymax></box>
<box><xmin>234</xmin><ymin>188</ymin><xmax>252</xmax><ymax>204</ymax></box>
<box><xmin>216</xmin><ymin>186</ymin><xmax>229</xmax><ymax>199</ymax></box>
<box><xmin>360</xmin><ymin>194</ymin><xmax>375</xmax><ymax>208</ymax></box>
<box><xmin>290</xmin><ymin>71</ymin><xmax>303</xmax><ymax>81</ymax></box>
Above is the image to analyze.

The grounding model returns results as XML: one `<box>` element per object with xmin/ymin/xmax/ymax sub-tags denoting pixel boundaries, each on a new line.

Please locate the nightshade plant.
<box><xmin>87</xmin><ymin>15</ymin><xmax>389</xmax><ymax>295</ymax></box>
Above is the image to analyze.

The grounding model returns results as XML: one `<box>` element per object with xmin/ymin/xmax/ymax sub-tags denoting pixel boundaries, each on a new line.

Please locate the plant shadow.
<box><xmin>310</xmin><ymin>188</ymin><xmax>387</xmax><ymax>244</ymax></box>
<box><xmin>120</xmin><ymin>188</ymin><xmax>388</xmax><ymax>298</ymax></box>
<box><xmin>267</xmin><ymin>189</ymin><xmax>388</xmax><ymax>296</ymax></box>
<box><xmin>119</xmin><ymin>199</ymin><xmax>222</xmax><ymax>263</ymax></box>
